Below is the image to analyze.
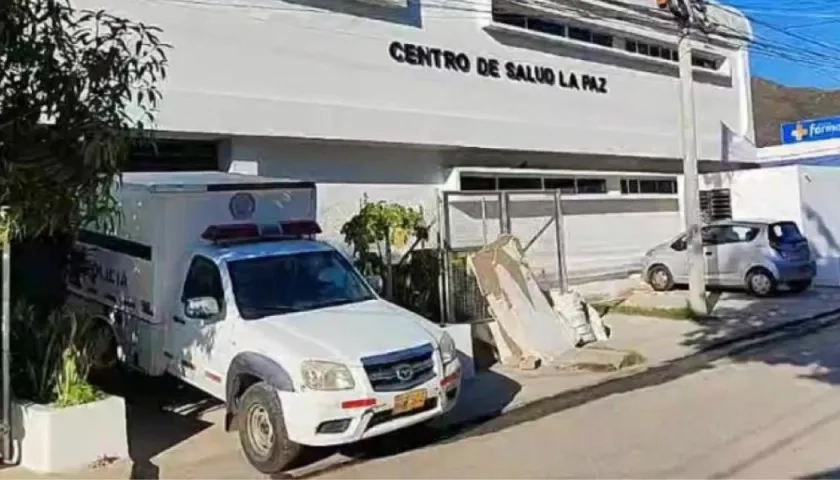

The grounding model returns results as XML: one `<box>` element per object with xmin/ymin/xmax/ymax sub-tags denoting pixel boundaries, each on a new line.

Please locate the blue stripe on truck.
<box><xmin>78</xmin><ymin>229</ymin><xmax>152</xmax><ymax>261</ymax></box>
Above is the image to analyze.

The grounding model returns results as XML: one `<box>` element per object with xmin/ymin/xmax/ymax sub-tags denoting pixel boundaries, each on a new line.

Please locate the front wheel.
<box><xmin>647</xmin><ymin>265</ymin><xmax>675</xmax><ymax>292</ymax></box>
<box><xmin>788</xmin><ymin>279</ymin><xmax>813</xmax><ymax>294</ymax></box>
<box><xmin>238</xmin><ymin>382</ymin><xmax>304</xmax><ymax>474</ymax></box>
<box><xmin>746</xmin><ymin>268</ymin><xmax>777</xmax><ymax>297</ymax></box>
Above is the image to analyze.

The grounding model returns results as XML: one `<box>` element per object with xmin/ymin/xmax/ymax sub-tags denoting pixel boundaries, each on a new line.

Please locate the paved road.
<box><xmin>9</xmin><ymin>320</ymin><xmax>840</xmax><ymax>479</ymax></box>
<box><xmin>311</xmin><ymin>323</ymin><xmax>840</xmax><ymax>479</ymax></box>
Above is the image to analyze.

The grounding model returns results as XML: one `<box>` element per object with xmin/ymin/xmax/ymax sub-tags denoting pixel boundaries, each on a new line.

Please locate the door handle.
<box><xmin>705</xmin><ymin>251</ymin><xmax>713</xmax><ymax>256</ymax></box>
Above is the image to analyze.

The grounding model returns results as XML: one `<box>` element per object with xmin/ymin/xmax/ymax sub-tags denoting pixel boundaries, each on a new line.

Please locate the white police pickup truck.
<box><xmin>70</xmin><ymin>172</ymin><xmax>461</xmax><ymax>473</ymax></box>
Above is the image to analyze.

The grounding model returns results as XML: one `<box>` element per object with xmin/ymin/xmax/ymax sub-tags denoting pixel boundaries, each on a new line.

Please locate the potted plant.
<box><xmin>9</xmin><ymin>302</ymin><xmax>129</xmax><ymax>473</ymax></box>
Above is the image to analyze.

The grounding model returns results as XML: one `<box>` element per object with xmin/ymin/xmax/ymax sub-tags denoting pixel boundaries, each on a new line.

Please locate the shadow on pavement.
<box><xmin>95</xmin><ymin>371</ymin><xmax>221</xmax><ymax>480</ymax></box>
<box><xmin>800</xmin><ymin>466</ymin><xmax>840</xmax><ymax>479</ymax></box>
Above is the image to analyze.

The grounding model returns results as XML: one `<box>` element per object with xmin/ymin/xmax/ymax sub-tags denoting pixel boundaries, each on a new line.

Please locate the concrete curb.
<box><xmin>437</xmin><ymin>305</ymin><xmax>840</xmax><ymax>436</ymax></box>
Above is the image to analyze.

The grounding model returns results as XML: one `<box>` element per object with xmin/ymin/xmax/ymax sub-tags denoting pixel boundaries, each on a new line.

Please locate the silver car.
<box><xmin>642</xmin><ymin>219</ymin><xmax>816</xmax><ymax>297</ymax></box>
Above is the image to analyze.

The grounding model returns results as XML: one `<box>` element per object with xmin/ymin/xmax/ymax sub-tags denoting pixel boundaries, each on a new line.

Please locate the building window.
<box><xmin>128</xmin><ymin>139</ymin><xmax>219</xmax><ymax>172</ymax></box>
<box><xmin>460</xmin><ymin>175</ymin><xmax>497</xmax><ymax>191</ymax></box>
<box><xmin>621</xmin><ymin>178</ymin><xmax>678</xmax><ymax>195</ymax></box>
<box><xmin>497</xmin><ymin>176</ymin><xmax>542</xmax><ymax>190</ymax></box>
<box><xmin>543</xmin><ymin>177</ymin><xmax>576</xmax><ymax>194</ymax></box>
<box><xmin>576</xmin><ymin>178</ymin><xmax>607</xmax><ymax>194</ymax></box>
<box><xmin>626</xmin><ymin>40</ymin><xmax>638</xmax><ymax>53</ymax></box>
<box><xmin>592</xmin><ymin>32</ymin><xmax>614</xmax><ymax>47</ymax></box>
<box><xmin>527</xmin><ymin>18</ymin><xmax>565</xmax><ymax>36</ymax></box>
<box><xmin>692</xmin><ymin>55</ymin><xmax>718</xmax><ymax>70</ymax></box>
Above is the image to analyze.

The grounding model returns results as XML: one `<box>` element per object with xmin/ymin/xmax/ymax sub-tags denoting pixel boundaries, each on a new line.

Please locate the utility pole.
<box><xmin>0</xmin><ymin>207</ymin><xmax>10</xmax><ymax>464</ymax></box>
<box><xmin>658</xmin><ymin>0</ymin><xmax>708</xmax><ymax>315</ymax></box>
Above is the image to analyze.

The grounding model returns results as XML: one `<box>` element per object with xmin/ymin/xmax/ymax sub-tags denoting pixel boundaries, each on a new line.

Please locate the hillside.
<box><xmin>752</xmin><ymin>77</ymin><xmax>840</xmax><ymax>147</ymax></box>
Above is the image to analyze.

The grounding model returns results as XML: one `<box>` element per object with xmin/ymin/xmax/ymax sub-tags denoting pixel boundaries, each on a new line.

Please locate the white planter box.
<box><xmin>11</xmin><ymin>395</ymin><xmax>129</xmax><ymax>473</ymax></box>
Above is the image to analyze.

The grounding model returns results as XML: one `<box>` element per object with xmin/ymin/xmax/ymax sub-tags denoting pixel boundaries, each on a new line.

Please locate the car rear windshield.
<box><xmin>768</xmin><ymin>222</ymin><xmax>805</xmax><ymax>244</ymax></box>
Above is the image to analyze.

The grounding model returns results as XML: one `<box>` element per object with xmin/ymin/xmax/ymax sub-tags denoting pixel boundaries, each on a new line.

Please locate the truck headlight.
<box><xmin>439</xmin><ymin>331</ymin><xmax>457</xmax><ymax>365</ymax></box>
<box><xmin>301</xmin><ymin>361</ymin><xmax>355</xmax><ymax>391</ymax></box>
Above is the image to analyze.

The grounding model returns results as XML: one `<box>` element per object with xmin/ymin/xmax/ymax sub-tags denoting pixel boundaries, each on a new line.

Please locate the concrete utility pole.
<box><xmin>658</xmin><ymin>0</ymin><xmax>707</xmax><ymax>315</ymax></box>
<box><xmin>0</xmin><ymin>207</ymin><xmax>10</xmax><ymax>464</ymax></box>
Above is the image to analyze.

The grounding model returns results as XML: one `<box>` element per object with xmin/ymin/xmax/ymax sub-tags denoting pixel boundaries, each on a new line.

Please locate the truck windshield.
<box><xmin>227</xmin><ymin>250</ymin><xmax>377</xmax><ymax>320</ymax></box>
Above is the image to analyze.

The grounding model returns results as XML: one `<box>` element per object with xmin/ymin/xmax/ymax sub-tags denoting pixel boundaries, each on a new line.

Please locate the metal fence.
<box><xmin>437</xmin><ymin>190</ymin><xmax>568</xmax><ymax>324</ymax></box>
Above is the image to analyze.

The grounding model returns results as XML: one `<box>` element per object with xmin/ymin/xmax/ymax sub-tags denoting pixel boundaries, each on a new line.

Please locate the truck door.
<box><xmin>170</xmin><ymin>255</ymin><xmax>231</xmax><ymax>399</ymax></box>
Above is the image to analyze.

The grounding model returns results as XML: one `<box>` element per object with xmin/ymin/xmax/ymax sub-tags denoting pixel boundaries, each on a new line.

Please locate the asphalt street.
<box><xmin>312</xmin><ymin>321</ymin><xmax>840</xmax><ymax>479</ymax></box>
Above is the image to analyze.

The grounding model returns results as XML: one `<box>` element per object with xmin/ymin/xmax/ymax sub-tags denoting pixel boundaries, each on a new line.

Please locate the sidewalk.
<box><xmin>4</xmin><ymin>288</ymin><xmax>840</xmax><ymax>479</ymax></box>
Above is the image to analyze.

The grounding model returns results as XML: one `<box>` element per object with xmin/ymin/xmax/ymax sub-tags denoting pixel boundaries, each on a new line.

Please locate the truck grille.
<box><xmin>361</xmin><ymin>343</ymin><xmax>436</xmax><ymax>392</ymax></box>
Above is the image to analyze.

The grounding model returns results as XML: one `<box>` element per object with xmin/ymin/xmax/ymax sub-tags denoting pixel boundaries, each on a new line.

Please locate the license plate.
<box><xmin>392</xmin><ymin>389</ymin><xmax>427</xmax><ymax>415</ymax></box>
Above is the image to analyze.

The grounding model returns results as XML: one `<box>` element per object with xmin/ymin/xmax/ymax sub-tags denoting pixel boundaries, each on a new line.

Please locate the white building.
<box><xmin>79</xmin><ymin>0</ymin><xmax>755</xmax><ymax>280</ymax></box>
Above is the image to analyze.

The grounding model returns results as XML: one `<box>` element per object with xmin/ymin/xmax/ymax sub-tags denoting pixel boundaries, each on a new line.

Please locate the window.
<box><xmin>650</xmin><ymin>45</ymin><xmax>660</xmax><ymax>57</ymax></box>
<box><xmin>576</xmin><ymin>178</ymin><xmax>607</xmax><ymax>194</ymax></box>
<box><xmin>544</xmin><ymin>177</ymin><xmax>576</xmax><ymax>194</ymax></box>
<box><xmin>592</xmin><ymin>32</ymin><xmax>614</xmax><ymax>47</ymax></box>
<box><xmin>568</xmin><ymin>26</ymin><xmax>592</xmax><ymax>42</ymax></box>
<box><xmin>528</xmin><ymin>18</ymin><xmax>565</xmax><ymax>36</ymax></box>
<box><xmin>498</xmin><ymin>176</ymin><xmax>542</xmax><ymax>190</ymax></box>
<box><xmin>638</xmin><ymin>43</ymin><xmax>649</xmax><ymax>55</ymax></box>
<box><xmin>621</xmin><ymin>178</ymin><xmax>677</xmax><ymax>195</ymax></box>
<box><xmin>702</xmin><ymin>225</ymin><xmax>759</xmax><ymax>246</ymax></box>
<box><xmin>182</xmin><ymin>256</ymin><xmax>224</xmax><ymax>307</ymax></box>
<box><xmin>228</xmin><ymin>251</ymin><xmax>376</xmax><ymax>320</ymax></box>
<box><xmin>625</xmin><ymin>40</ymin><xmax>637</xmax><ymax>53</ymax></box>
<box><xmin>460</xmin><ymin>175</ymin><xmax>496</xmax><ymax>191</ymax></box>
<box><xmin>768</xmin><ymin>222</ymin><xmax>805</xmax><ymax>244</ymax></box>
<box><xmin>692</xmin><ymin>55</ymin><xmax>718</xmax><ymax>70</ymax></box>
<box><xmin>659</xmin><ymin>48</ymin><xmax>672</xmax><ymax>60</ymax></box>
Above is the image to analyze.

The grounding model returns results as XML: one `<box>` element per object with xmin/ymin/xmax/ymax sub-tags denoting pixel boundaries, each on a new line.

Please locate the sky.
<box><xmin>722</xmin><ymin>0</ymin><xmax>840</xmax><ymax>89</ymax></box>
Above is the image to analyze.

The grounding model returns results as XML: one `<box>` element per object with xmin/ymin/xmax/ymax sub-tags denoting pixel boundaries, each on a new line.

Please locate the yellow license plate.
<box><xmin>392</xmin><ymin>389</ymin><xmax>427</xmax><ymax>415</ymax></box>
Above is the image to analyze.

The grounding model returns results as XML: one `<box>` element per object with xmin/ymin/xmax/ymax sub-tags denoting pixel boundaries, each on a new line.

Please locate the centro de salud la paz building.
<box><xmin>77</xmin><ymin>0</ymin><xmax>755</xmax><ymax>280</ymax></box>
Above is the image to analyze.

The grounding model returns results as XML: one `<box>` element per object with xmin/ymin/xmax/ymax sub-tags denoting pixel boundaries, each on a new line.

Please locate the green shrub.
<box><xmin>10</xmin><ymin>302</ymin><xmax>105</xmax><ymax>407</ymax></box>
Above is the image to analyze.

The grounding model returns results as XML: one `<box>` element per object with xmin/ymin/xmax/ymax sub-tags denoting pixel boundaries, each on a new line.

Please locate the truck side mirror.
<box><xmin>185</xmin><ymin>297</ymin><xmax>220</xmax><ymax>320</ymax></box>
<box><xmin>366</xmin><ymin>275</ymin><xmax>384</xmax><ymax>294</ymax></box>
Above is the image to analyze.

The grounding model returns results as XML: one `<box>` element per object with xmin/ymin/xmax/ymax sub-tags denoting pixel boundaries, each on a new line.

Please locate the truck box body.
<box><xmin>73</xmin><ymin>171</ymin><xmax>317</xmax><ymax>374</ymax></box>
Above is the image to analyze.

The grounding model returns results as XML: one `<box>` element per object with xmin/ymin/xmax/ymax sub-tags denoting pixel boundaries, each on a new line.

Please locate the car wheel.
<box><xmin>648</xmin><ymin>265</ymin><xmax>674</xmax><ymax>292</ymax></box>
<box><xmin>788</xmin><ymin>279</ymin><xmax>812</xmax><ymax>294</ymax></box>
<box><xmin>746</xmin><ymin>268</ymin><xmax>777</xmax><ymax>297</ymax></box>
<box><xmin>238</xmin><ymin>382</ymin><xmax>304</xmax><ymax>474</ymax></box>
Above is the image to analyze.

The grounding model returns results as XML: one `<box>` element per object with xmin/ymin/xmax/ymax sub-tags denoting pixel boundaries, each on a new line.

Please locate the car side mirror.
<box><xmin>671</xmin><ymin>238</ymin><xmax>687</xmax><ymax>251</ymax></box>
<box><xmin>366</xmin><ymin>275</ymin><xmax>384</xmax><ymax>294</ymax></box>
<box><xmin>185</xmin><ymin>297</ymin><xmax>220</xmax><ymax>320</ymax></box>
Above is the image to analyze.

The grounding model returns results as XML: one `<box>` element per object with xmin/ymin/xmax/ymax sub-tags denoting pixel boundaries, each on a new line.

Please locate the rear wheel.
<box><xmin>238</xmin><ymin>382</ymin><xmax>304</xmax><ymax>474</ymax></box>
<box><xmin>86</xmin><ymin>321</ymin><xmax>120</xmax><ymax>382</ymax></box>
<box><xmin>648</xmin><ymin>265</ymin><xmax>674</xmax><ymax>292</ymax></box>
<box><xmin>788</xmin><ymin>279</ymin><xmax>812</xmax><ymax>293</ymax></box>
<box><xmin>746</xmin><ymin>268</ymin><xmax>777</xmax><ymax>297</ymax></box>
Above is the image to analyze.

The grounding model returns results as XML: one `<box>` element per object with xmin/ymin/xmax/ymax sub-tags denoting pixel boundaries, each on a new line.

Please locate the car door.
<box><xmin>701</xmin><ymin>226</ymin><xmax>727</xmax><ymax>284</ymax></box>
<box><xmin>713</xmin><ymin>224</ymin><xmax>761</xmax><ymax>285</ymax></box>
<box><xmin>169</xmin><ymin>255</ymin><xmax>231</xmax><ymax>399</ymax></box>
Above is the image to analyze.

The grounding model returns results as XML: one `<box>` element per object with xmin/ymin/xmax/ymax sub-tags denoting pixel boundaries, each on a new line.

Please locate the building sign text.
<box><xmin>388</xmin><ymin>41</ymin><xmax>608</xmax><ymax>94</ymax></box>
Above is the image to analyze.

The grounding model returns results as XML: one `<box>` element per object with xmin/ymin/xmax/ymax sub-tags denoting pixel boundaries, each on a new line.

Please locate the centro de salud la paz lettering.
<box><xmin>388</xmin><ymin>41</ymin><xmax>608</xmax><ymax>94</ymax></box>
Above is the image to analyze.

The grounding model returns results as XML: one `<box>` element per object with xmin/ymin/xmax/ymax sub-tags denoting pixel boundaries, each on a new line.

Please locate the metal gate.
<box><xmin>437</xmin><ymin>190</ymin><xmax>568</xmax><ymax>324</ymax></box>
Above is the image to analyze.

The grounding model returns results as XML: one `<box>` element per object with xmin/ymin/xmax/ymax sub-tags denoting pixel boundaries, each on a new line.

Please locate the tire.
<box><xmin>86</xmin><ymin>321</ymin><xmax>120</xmax><ymax>381</ymax></box>
<box><xmin>238</xmin><ymin>382</ymin><xmax>304</xmax><ymax>474</ymax></box>
<box><xmin>746</xmin><ymin>268</ymin><xmax>777</xmax><ymax>297</ymax></box>
<box><xmin>647</xmin><ymin>265</ymin><xmax>675</xmax><ymax>292</ymax></box>
<box><xmin>788</xmin><ymin>279</ymin><xmax>813</xmax><ymax>294</ymax></box>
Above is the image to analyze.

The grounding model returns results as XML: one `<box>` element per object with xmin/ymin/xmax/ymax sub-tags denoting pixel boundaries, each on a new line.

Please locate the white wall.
<box><xmin>222</xmin><ymin>137</ymin><xmax>445</xmax><ymax>249</ymax></box>
<box><xmin>699</xmin><ymin>167</ymin><xmax>802</xmax><ymax>225</ymax></box>
<box><xmin>75</xmin><ymin>0</ymin><xmax>752</xmax><ymax>162</ymax></box>
<box><xmin>799</xmin><ymin>166</ymin><xmax>840</xmax><ymax>286</ymax></box>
